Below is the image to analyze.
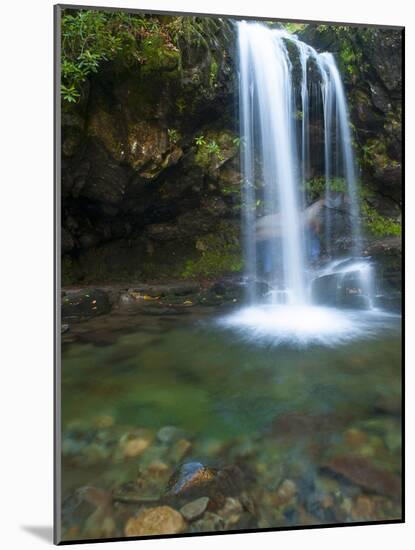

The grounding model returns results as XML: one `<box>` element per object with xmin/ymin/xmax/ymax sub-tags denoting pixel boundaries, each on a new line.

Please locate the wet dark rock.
<box><xmin>62</xmin><ymin>228</ymin><xmax>75</xmax><ymax>254</ymax></box>
<box><xmin>374</xmin><ymin>294</ymin><xmax>401</xmax><ymax>312</ymax></box>
<box><xmin>198</xmin><ymin>279</ymin><xmax>246</xmax><ymax>306</ymax></box>
<box><xmin>254</xmin><ymin>280</ymin><xmax>273</xmax><ymax>297</ymax></box>
<box><xmin>166</xmin><ymin>462</ymin><xmax>216</xmax><ymax>498</ymax></box>
<box><xmin>166</xmin><ymin>462</ymin><xmax>245</xmax><ymax>501</ymax></box>
<box><xmin>311</xmin><ymin>270</ymin><xmax>372</xmax><ymax>309</ymax></box>
<box><xmin>146</xmin><ymin>223</ymin><xmax>182</xmax><ymax>242</ymax></box>
<box><xmin>128</xmin><ymin>282</ymin><xmax>200</xmax><ymax>297</ymax></box>
<box><xmin>61</xmin><ymin>15</ymin><xmax>238</xmax><ymax>284</ymax></box>
<box><xmin>79</xmin><ymin>143</ymin><xmax>132</xmax><ymax>205</ymax></box>
<box><xmin>210</xmin><ymin>280</ymin><xmax>244</xmax><ymax>302</ymax></box>
<box><xmin>62</xmin><ymin>289</ymin><xmax>112</xmax><ymax>321</ymax></box>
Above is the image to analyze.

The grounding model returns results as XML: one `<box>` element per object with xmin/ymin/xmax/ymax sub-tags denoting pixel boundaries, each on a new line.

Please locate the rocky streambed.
<box><xmin>61</xmin><ymin>412</ymin><xmax>401</xmax><ymax>540</ymax></box>
<box><xmin>60</xmin><ymin>288</ymin><xmax>402</xmax><ymax>541</ymax></box>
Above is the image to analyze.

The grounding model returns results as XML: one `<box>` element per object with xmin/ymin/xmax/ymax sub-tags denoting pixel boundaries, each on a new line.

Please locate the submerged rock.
<box><xmin>180</xmin><ymin>497</ymin><xmax>210</xmax><ymax>521</ymax></box>
<box><xmin>75</xmin><ymin>486</ymin><xmax>116</xmax><ymax>539</ymax></box>
<box><xmin>351</xmin><ymin>495</ymin><xmax>375</xmax><ymax>520</ymax></box>
<box><xmin>124</xmin><ymin>506</ymin><xmax>186</xmax><ymax>537</ymax></box>
<box><xmin>157</xmin><ymin>426</ymin><xmax>183</xmax><ymax>444</ymax></box>
<box><xmin>323</xmin><ymin>455</ymin><xmax>401</xmax><ymax>499</ymax></box>
<box><xmin>190</xmin><ymin>512</ymin><xmax>225</xmax><ymax>533</ymax></box>
<box><xmin>121</xmin><ymin>437</ymin><xmax>151</xmax><ymax>459</ymax></box>
<box><xmin>217</xmin><ymin>497</ymin><xmax>244</xmax><ymax>526</ymax></box>
<box><xmin>166</xmin><ymin>462</ymin><xmax>216</xmax><ymax>498</ymax></box>
<box><xmin>275</xmin><ymin>479</ymin><xmax>298</xmax><ymax>505</ymax></box>
<box><xmin>166</xmin><ymin>462</ymin><xmax>246</xmax><ymax>502</ymax></box>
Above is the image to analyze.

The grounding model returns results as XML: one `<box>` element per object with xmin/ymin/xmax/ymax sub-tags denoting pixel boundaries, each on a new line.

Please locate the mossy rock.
<box><xmin>87</xmin><ymin>108</ymin><xmax>182</xmax><ymax>178</ymax></box>
<box><xmin>194</xmin><ymin>129</ymin><xmax>239</xmax><ymax>173</ymax></box>
<box><xmin>140</xmin><ymin>37</ymin><xmax>181</xmax><ymax>75</ymax></box>
<box><xmin>181</xmin><ymin>221</ymin><xmax>243</xmax><ymax>279</ymax></box>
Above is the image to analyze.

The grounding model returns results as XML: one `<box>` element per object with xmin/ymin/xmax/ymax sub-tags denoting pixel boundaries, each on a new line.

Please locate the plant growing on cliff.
<box><xmin>167</xmin><ymin>128</ymin><xmax>180</xmax><ymax>144</ymax></box>
<box><xmin>61</xmin><ymin>9</ymin><xmax>175</xmax><ymax>103</ymax></box>
<box><xmin>232</xmin><ymin>136</ymin><xmax>242</xmax><ymax>148</ymax></box>
<box><xmin>206</xmin><ymin>140</ymin><xmax>224</xmax><ymax>160</ymax></box>
<box><xmin>194</xmin><ymin>135</ymin><xmax>225</xmax><ymax>164</ymax></box>
<box><xmin>194</xmin><ymin>135</ymin><xmax>206</xmax><ymax>147</ymax></box>
<box><xmin>61</xmin><ymin>10</ymin><xmax>123</xmax><ymax>101</ymax></box>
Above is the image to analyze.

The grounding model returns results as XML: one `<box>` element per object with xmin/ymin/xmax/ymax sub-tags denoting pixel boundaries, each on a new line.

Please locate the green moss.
<box><xmin>181</xmin><ymin>223</ymin><xmax>243</xmax><ymax>279</ymax></box>
<box><xmin>282</xmin><ymin>23</ymin><xmax>307</xmax><ymax>34</ymax></box>
<box><xmin>362</xmin><ymin>203</ymin><xmax>401</xmax><ymax>237</ymax></box>
<box><xmin>139</xmin><ymin>36</ymin><xmax>180</xmax><ymax>74</ymax></box>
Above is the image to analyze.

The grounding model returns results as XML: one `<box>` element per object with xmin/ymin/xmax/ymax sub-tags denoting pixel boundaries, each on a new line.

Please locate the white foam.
<box><xmin>218</xmin><ymin>305</ymin><xmax>396</xmax><ymax>347</ymax></box>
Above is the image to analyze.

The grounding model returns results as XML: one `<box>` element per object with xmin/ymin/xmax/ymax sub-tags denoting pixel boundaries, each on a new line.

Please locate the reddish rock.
<box><xmin>324</xmin><ymin>455</ymin><xmax>401</xmax><ymax>499</ymax></box>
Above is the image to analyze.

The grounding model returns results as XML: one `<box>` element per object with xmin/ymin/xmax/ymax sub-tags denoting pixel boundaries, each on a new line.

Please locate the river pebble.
<box><xmin>124</xmin><ymin>506</ymin><xmax>186</xmax><ymax>536</ymax></box>
<box><xmin>180</xmin><ymin>497</ymin><xmax>210</xmax><ymax>521</ymax></box>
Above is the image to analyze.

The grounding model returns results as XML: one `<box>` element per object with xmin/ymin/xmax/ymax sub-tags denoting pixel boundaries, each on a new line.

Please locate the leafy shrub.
<box><xmin>61</xmin><ymin>10</ymin><xmax>230</xmax><ymax>103</ymax></box>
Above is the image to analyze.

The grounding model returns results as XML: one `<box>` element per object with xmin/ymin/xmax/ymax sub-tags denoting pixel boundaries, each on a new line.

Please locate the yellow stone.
<box><xmin>124</xmin><ymin>506</ymin><xmax>186</xmax><ymax>537</ymax></box>
<box><xmin>123</xmin><ymin>437</ymin><xmax>151</xmax><ymax>458</ymax></box>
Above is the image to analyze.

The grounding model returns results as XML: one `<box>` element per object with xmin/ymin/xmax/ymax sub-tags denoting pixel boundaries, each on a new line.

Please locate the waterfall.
<box><xmin>237</xmin><ymin>22</ymin><xmax>362</xmax><ymax>307</ymax></box>
<box><xmin>238</xmin><ymin>22</ymin><xmax>307</xmax><ymax>305</ymax></box>
<box><xmin>319</xmin><ymin>53</ymin><xmax>362</xmax><ymax>257</ymax></box>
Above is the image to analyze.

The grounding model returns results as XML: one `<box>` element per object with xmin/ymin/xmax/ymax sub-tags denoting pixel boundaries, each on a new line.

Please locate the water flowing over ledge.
<box><xmin>217</xmin><ymin>22</ymin><xmax>400</xmax><ymax>347</ymax></box>
<box><xmin>238</xmin><ymin>21</ymin><xmax>362</xmax><ymax>306</ymax></box>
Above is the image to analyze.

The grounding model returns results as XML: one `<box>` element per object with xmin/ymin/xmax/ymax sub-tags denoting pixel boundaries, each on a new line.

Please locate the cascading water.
<box><xmin>319</xmin><ymin>53</ymin><xmax>362</xmax><ymax>257</ymax></box>
<box><xmin>219</xmin><ymin>21</ymin><xmax>381</xmax><ymax>346</ymax></box>
<box><xmin>238</xmin><ymin>22</ymin><xmax>367</xmax><ymax>300</ymax></box>
<box><xmin>238</xmin><ymin>22</ymin><xmax>307</xmax><ymax>306</ymax></box>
